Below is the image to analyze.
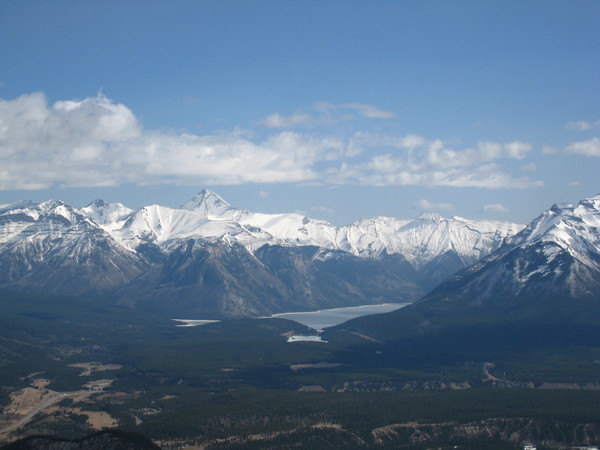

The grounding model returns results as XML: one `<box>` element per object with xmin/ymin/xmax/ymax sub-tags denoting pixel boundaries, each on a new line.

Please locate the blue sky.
<box><xmin>0</xmin><ymin>0</ymin><xmax>598</xmax><ymax>224</ymax></box>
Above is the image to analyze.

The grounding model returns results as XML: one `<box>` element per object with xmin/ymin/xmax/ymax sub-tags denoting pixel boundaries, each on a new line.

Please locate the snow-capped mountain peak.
<box><xmin>3</xmin><ymin>188</ymin><xmax>561</xmax><ymax>318</ymax></box>
<box><xmin>180</xmin><ymin>189</ymin><xmax>239</xmax><ymax>220</ymax></box>
<box><xmin>24</xmin><ymin>199</ymin><xmax>84</xmax><ymax>224</ymax></box>
<box><xmin>423</xmin><ymin>194</ymin><xmax>600</xmax><ymax>304</ymax></box>
<box><xmin>0</xmin><ymin>198</ymin><xmax>106</xmax><ymax>248</ymax></box>
<box><xmin>507</xmin><ymin>195</ymin><xmax>599</xmax><ymax>246</ymax></box>
<box><xmin>503</xmin><ymin>194</ymin><xmax>600</xmax><ymax>271</ymax></box>
<box><xmin>88</xmin><ymin>190</ymin><xmax>521</xmax><ymax>275</ymax></box>
<box><xmin>79</xmin><ymin>199</ymin><xmax>134</xmax><ymax>228</ymax></box>
<box><xmin>575</xmin><ymin>195</ymin><xmax>600</xmax><ymax>226</ymax></box>
<box><xmin>2</xmin><ymin>190</ymin><xmax>525</xmax><ymax>275</ymax></box>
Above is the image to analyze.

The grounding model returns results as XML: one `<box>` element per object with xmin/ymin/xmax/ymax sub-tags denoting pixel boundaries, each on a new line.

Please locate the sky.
<box><xmin>0</xmin><ymin>0</ymin><xmax>598</xmax><ymax>225</ymax></box>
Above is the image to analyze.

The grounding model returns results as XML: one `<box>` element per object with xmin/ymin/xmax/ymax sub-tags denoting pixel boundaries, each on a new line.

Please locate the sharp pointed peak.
<box><xmin>180</xmin><ymin>189</ymin><xmax>237</xmax><ymax>218</ymax></box>
<box><xmin>199</xmin><ymin>188</ymin><xmax>228</xmax><ymax>201</ymax></box>
<box><xmin>181</xmin><ymin>189</ymin><xmax>229</xmax><ymax>207</ymax></box>
<box><xmin>196</xmin><ymin>188</ymin><xmax>218</xmax><ymax>197</ymax></box>
<box><xmin>549</xmin><ymin>202</ymin><xmax>574</xmax><ymax>214</ymax></box>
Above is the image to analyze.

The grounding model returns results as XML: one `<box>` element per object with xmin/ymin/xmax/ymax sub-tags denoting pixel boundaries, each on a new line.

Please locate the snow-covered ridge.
<box><xmin>504</xmin><ymin>194</ymin><xmax>600</xmax><ymax>271</ymax></box>
<box><xmin>91</xmin><ymin>189</ymin><xmax>524</xmax><ymax>266</ymax></box>
<box><xmin>0</xmin><ymin>199</ymin><xmax>94</xmax><ymax>245</ymax></box>
<box><xmin>112</xmin><ymin>203</ymin><xmax>276</xmax><ymax>252</ymax></box>
<box><xmin>421</xmin><ymin>194</ymin><xmax>600</xmax><ymax>303</ymax></box>
<box><xmin>172</xmin><ymin>190</ymin><xmax>524</xmax><ymax>266</ymax></box>
<box><xmin>79</xmin><ymin>199</ymin><xmax>133</xmax><ymax>229</ymax></box>
<box><xmin>1</xmin><ymin>189</ymin><xmax>525</xmax><ymax>268</ymax></box>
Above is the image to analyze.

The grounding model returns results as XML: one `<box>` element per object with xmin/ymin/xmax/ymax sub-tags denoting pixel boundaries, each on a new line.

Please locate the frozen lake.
<box><xmin>172</xmin><ymin>319</ymin><xmax>220</xmax><ymax>327</ymax></box>
<box><xmin>271</xmin><ymin>302</ymin><xmax>411</xmax><ymax>332</ymax></box>
<box><xmin>172</xmin><ymin>302</ymin><xmax>411</xmax><ymax>336</ymax></box>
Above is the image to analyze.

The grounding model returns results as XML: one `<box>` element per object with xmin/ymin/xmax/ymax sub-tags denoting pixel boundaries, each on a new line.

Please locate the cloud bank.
<box><xmin>0</xmin><ymin>93</ymin><xmax>543</xmax><ymax>191</ymax></box>
<box><xmin>0</xmin><ymin>93</ymin><xmax>338</xmax><ymax>189</ymax></box>
<box><xmin>329</xmin><ymin>133</ymin><xmax>541</xmax><ymax>189</ymax></box>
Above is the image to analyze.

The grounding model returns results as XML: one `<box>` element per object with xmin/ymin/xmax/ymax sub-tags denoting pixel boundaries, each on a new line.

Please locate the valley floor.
<box><xmin>1</xmin><ymin>293</ymin><xmax>598</xmax><ymax>449</ymax></box>
<box><xmin>1</xmin><ymin>341</ymin><xmax>599</xmax><ymax>448</ymax></box>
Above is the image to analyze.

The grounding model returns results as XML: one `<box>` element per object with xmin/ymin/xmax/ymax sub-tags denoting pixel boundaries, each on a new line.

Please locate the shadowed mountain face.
<box><xmin>113</xmin><ymin>242</ymin><xmax>423</xmax><ymax>318</ymax></box>
<box><xmin>0</xmin><ymin>201</ymin><xmax>148</xmax><ymax>296</ymax></box>
<box><xmin>327</xmin><ymin>195</ymin><xmax>600</xmax><ymax>345</ymax></box>
<box><xmin>419</xmin><ymin>195</ymin><xmax>600</xmax><ymax>307</ymax></box>
<box><xmin>0</xmin><ymin>190</ymin><xmax>522</xmax><ymax>318</ymax></box>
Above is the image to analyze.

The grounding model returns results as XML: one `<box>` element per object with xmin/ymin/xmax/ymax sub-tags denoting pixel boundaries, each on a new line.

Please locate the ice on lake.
<box><xmin>173</xmin><ymin>319</ymin><xmax>221</xmax><ymax>327</ymax></box>
<box><xmin>271</xmin><ymin>302</ymin><xmax>410</xmax><ymax>332</ymax></box>
<box><xmin>172</xmin><ymin>303</ymin><xmax>411</xmax><ymax>339</ymax></box>
<box><xmin>286</xmin><ymin>335</ymin><xmax>326</xmax><ymax>343</ymax></box>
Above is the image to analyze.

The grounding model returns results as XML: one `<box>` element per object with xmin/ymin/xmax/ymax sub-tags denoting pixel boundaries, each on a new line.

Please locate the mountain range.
<box><xmin>328</xmin><ymin>194</ymin><xmax>600</xmax><ymax>345</ymax></box>
<box><xmin>424</xmin><ymin>195</ymin><xmax>600</xmax><ymax>305</ymax></box>
<box><xmin>0</xmin><ymin>190</ymin><xmax>522</xmax><ymax>317</ymax></box>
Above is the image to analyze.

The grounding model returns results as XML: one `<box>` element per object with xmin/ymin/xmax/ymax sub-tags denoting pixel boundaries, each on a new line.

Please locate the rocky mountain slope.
<box><xmin>112</xmin><ymin>190</ymin><xmax>522</xmax><ymax>283</ymax></box>
<box><xmin>422</xmin><ymin>194</ymin><xmax>600</xmax><ymax>305</ymax></box>
<box><xmin>0</xmin><ymin>190</ymin><xmax>523</xmax><ymax>317</ymax></box>
<box><xmin>328</xmin><ymin>194</ymin><xmax>600</xmax><ymax>343</ymax></box>
<box><xmin>0</xmin><ymin>200</ymin><xmax>148</xmax><ymax>295</ymax></box>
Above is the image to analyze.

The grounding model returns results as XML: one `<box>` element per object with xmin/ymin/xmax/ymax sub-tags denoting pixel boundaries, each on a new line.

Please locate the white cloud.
<box><xmin>260</xmin><ymin>102</ymin><xmax>395</xmax><ymax>129</ymax></box>
<box><xmin>0</xmin><ymin>93</ymin><xmax>543</xmax><ymax>192</ymax></box>
<box><xmin>328</xmin><ymin>134</ymin><xmax>541</xmax><ymax>189</ymax></box>
<box><xmin>0</xmin><ymin>93</ymin><xmax>342</xmax><ymax>190</ymax></box>
<box><xmin>566</xmin><ymin>119</ymin><xmax>600</xmax><ymax>131</ymax></box>
<box><xmin>314</xmin><ymin>101</ymin><xmax>395</xmax><ymax>119</ymax></box>
<box><xmin>564</xmin><ymin>138</ymin><xmax>600</xmax><ymax>157</ymax></box>
<box><xmin>421</xmin><ymin>140</ymin><xmax>531</xmax><ymax>169</ymax></box>
<box><xmin>417</xmin><ymin>199</ymin><xmax>453</xmax><ymax>211</ymax></box>
<box><xmin>568</xmin><ymin>180</ymin><xmax>581</xmax><ymax>186</ymax></box>
<box><xmin>334</xmin><ymin>165</ymin><xmax>541</xmax><ymax>189</ymax></box>
<box><xmin>483</xmin><ymin>203</ymin><xmax>509</xmax><ymax>213</ymax></box>
<box><xmin>258</xmin><ymin>112</ymin><xmax>314</xmax><ymax>128</ymax></box>
<box><xmin>258</xmin><ymin>190</ymin><xmax>271</xmax><ymax>198</ymax></box>
<box><xmin>350</xmin><ymin>132</ymin><xmax>428</xmax><ymax>150</ymax></box>
<box><xmin>341</xmin><ymin>103</ymin><xmax>395</xmax><ymax>119</ymax></box>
